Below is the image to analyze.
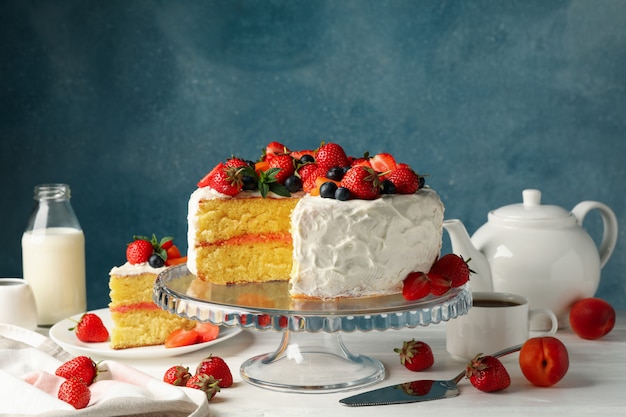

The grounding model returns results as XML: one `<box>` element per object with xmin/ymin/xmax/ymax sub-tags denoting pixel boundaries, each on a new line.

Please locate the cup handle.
<box><xmin>529</xmin><ymin>308</ymin><xmax>558</xmax><ymax>336</ymax></box>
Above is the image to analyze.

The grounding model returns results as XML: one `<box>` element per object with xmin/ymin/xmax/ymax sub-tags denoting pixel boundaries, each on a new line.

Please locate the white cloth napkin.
<box><xmin>0</xmin><ymin>324</ymin><xmax>209</xmax><ymax>417</ymax></box>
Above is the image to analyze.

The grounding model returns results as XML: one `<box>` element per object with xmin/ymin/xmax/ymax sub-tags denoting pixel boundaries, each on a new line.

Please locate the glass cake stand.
<box><xmin>154</xmin><ymin>264</ymin><xmax>472</xmax><ymax>393</ymax></box>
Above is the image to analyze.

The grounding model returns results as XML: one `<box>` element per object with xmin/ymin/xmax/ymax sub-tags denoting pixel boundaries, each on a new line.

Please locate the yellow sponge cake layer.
<box><xmin>188</xmin><ymin>189</ymin><xmax>300</xmax><ymax>285</ymax></box>
<box><xmin>109</xmin><ymin>269</ymin><xmax>195</xmax><ymax>349</ymax></box>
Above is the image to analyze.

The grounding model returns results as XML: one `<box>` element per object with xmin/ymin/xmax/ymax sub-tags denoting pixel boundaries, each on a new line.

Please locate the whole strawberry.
<box><xmin>340</xmin><ymin>165</ymin><xmax>381</xmax><ymax>200</ymax></box>
<box><xmin>394</xmin><ymin>339</ymin><xmax>434</xmax><ymax>372</ymax></box>
<box><xmin>195</xmin><ymin>355</ymin><xmax>233</xmax><ymax>388</ymax></box>
<box><xmin>466</xmin><ymin>354</ymin><xmax>511</xmax><ymax>393</ymax></box>
<box><xmin>430</xmin><ymin>254</ymin><xmax>473</xmax><ymax>288</ymax></box>
<box><xmin>316</xmin><ymin>142</ymin><xmax>350</xmax><ymax>170</ymax></box>
<box><xmin>186</xmin><ymin>373</ymin><xmax>221</xmax><ymax>401</ymax></box>
<box><xmin>71</xmin><ymin>313</ymin><xmax>109</xmax><ymax>343</ymax></box>
<box><xmin>163</xmin><ymin>365</ymin><xmax>192</xmax><ymax>386</ymax></box>
<box><xmin>126</xmin><ymin>239</ymin><xmax>154</xmax><ymax>264</ymax></box>
<box><xmin>387</xmin><ymin>165</ymin><xmax>420</xmax><ymax>194</ymax></box>
<box><xmin>197</xmin><ymin>162</ymin><xmax>244</xmax><ymax>196</ymax></box>
<box><xmin>56</xmin><ymin>356</ymin><xmax>98</xmax><ymax>386</ymax></box>
<box><xmin>298</xmin><ymin>163</ymin><xmax>324</xmax><ymax>193</ymax></box>
<box><xmin>268</xmin><ymin>154</ymin><xmax>295</xmax><ymax>183</ymax></box>
<box><xmin>58</xmin><ymin>377</ymin><xmax>91</xmax><ymax>409</ymax></box>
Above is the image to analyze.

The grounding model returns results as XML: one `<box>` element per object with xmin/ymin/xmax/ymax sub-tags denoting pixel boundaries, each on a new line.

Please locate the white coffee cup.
<box><xmin>446</xmin><ymin>291</ymin><xmax>558</xmax><ymax>362</ymax></box>
<box><xmin>0</xmin><ymin>278</ymin><xmax>38</xmax><ymax>330</ymax></box>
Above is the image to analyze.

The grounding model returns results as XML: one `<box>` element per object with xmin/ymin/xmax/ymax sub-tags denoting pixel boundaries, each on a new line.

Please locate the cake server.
<box><xmin>339</xmin><ymin>344</ymin><xmax>522</xmax><ymax>406</ymax></box>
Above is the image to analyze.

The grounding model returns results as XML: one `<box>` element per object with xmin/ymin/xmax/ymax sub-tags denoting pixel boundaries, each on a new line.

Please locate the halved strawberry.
<box><xmin>290</xmin><ymin>149</ymin><xmax>315</xmax><ymax>160</ymax></box>
<box><xmin>402</xmin><ymin>272</ymin><xmax>431</xmax><ymax>301</ymax></box>
<box><xmin>428</xmin><ymin>271</ymin><xmax>452</xmax><ymax>296</ymax></box>
<box><xmin>370</xmin><ymin>153</ymin><xmax>397</xmax><ymax>176</ymax></box>
<box><xmin>195</xmin><ymin>322</ymin><xmax>220</xmax><ymax>343</ymax></box>
<box><xmin>164</xmin><ymin>328</ymin><xmax>200</xmax><ymax>348</ymax></box>
<box><xmin>265</xmin><ymin>141</ymin><xmax>289</xmax><ymax>160</ymax></box>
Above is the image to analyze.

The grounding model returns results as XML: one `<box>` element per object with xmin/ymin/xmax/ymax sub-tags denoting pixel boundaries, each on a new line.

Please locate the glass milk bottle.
<box><xmin>22</xmin><ymin>184</ymin><xmax>86</xmax><ymax>326</ymax></box>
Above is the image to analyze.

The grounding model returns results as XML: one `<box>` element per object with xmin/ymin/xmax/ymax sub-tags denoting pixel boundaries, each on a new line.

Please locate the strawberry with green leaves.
<box><xmin>430</xmin><ymin>254</ymin><xmax>473</xmax><ymax>288</ymax></box>
<box><xmin>196</xmin><ymin>355</ymin><xmax>233</xmax><ymax>388</ymax></box>
<box><xmin>394</xmin><ymin>339</ymin><xmax>434</xmax><ymax>371</ymax></box>
<box><xmin>466</xmin><ymin>354</ymin><xmax>511</xmax><ymax>392</ymax></box>
<box><xmin>70</xmin><ymin>313</ymin><xmax>109</xmax><ymax>343</ymax></box>
<box><xmin>55</xmin><ymin>356</ymin><xmax>99</xmax><ymax>386</ymax></box>
<box><xmin>186</xmin><ymin>374</ymin><xmax>221</xmax><ymax>401</ymax></box>
<box><xmin>268</xmin><ymin>154</ymin><xmax>296</xmax><ymax>183</ymax></box>
<box><xmin>163</xmin><ymin>365</ymin><xmax>192</xmax><ymax>386</ymax></box>
<box><xmin>340</xmin><ymin>165</ymin><xmax>381</xmax><ymax>200</ymax></box>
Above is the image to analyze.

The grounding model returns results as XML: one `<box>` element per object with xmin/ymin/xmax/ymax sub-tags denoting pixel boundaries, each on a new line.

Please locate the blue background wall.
<box><xmin>2</xmin><ymin>0</ymin><xmax>624</xmax><ymax>312</ymax></box>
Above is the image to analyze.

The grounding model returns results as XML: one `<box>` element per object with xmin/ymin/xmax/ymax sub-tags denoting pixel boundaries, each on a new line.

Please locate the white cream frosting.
<box><xmin>109</xmin><ymin>262</ymin><xmax>166</xmax><ymax>276</ymax></box>
<box><xmin>289</xmin><ymin>188</ymin><xmax>444</xmax><ymax>298</ymax></box>
<box><xmin>187</xmin><ymin>186</ymin><xmax>444</xmax><ymax>299</ymax></box>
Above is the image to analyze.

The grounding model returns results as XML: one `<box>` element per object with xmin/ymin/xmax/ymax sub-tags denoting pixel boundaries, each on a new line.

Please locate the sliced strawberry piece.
<box><xmin>164</xmin><ymin>328</ymin><xmax>200</xmax><ymax>348</ymax></box>
<box><xmin>370</xmin><ymin>153</ymin><xmax>397</xmax><ymax>175</ymax></box>
<box><xmin>402</xmin><ymin>272</ymin><xmax>431</xmax><ymax>301</ymax></box>
<box><xmin>428</xmin><ymin>271</ymin><xmax>452</xmax><ymax>296</ymax></box>
<box><xmin>195</xmin><ymin>322</ymin><xmax>220</xmax><ymax>343</ymax></box>
<box><xmin>265</xmin><ymin>141</ymin><xmax>289</xmax><ymax>160</ymax></box>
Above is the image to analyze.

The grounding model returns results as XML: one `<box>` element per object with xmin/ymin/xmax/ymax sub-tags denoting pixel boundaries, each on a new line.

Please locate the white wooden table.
<box><xmin>108</xmin><ymin>311</ymin><xmax>626</xmax><ymax>417</ymax></box>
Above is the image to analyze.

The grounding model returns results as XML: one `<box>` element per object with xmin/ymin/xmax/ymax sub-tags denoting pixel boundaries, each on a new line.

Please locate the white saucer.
<box><xmin>49</xmin><ymin>308</ymin><xmax>242</xmax><ymax>359</ymax></box>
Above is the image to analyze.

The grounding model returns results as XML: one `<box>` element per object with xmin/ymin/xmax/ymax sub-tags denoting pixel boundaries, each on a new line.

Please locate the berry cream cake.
<box><xmin>108</xmin><ymin>235</ymin><xmax>195</xmax><ymax>349</ymax></box>
<box><xmin>187</xmin><ymin>141</ymin><xmax>445</xmax><ymax>299</ymax></box>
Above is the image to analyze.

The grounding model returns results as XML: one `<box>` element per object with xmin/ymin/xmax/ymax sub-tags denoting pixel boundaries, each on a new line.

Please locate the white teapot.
<box><xmin>443</xmin><ymin>189</ymin><xmax>618</xmax><ymax>330</ymax></box>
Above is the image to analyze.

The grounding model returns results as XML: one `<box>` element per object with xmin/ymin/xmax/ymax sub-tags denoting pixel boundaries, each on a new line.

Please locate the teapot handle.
<box><xmin>571</xmin><ymin>201</ymin><xmax>618</xmax><ymax>268</ymax></box>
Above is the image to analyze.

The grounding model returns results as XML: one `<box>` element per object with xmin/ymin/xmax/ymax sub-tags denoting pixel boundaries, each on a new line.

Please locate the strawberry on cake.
<box><xmin>187</xmin><ymin>141</ymin><xmax>445</xmax><ymax>300</ymax></box>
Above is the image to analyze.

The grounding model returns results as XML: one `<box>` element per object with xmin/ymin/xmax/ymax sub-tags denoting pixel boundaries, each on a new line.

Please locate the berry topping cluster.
<box><xmin>126</xmin><ymin>234</ymin><xmax>187</xmax><ymax>267</ymax></box>
<box><xmin>197</xmin><ymin>141</ymin><xmax>426</xmax><ymax>200</ymax></box>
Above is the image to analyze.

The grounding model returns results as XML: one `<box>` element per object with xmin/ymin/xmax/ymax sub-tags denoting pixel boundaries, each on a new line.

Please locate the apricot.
<box><xmin>519</xmin><ymin>336</ymin><xmax>569</xmax><ymax>387</ymax></box>
<box><xmin>569</xmin><ymin>297</ymin><xmax>616</xmax><ymax>340</ymax></box>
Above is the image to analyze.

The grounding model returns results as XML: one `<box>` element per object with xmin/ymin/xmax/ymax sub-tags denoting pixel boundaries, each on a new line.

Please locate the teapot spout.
<box><xmin>443</xmin><ymin>219</ymin><xmax>493</xmax><ymax>292</ymax></box>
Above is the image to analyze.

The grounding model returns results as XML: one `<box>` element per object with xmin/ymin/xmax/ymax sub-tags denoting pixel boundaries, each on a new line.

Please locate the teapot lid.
<box><xmin>490</xmin><ymin>189</ymin><xmax>573</xmax><ymax>223</ymax></box>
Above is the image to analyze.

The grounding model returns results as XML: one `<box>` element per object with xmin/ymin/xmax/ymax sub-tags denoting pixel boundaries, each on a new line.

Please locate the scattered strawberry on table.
<box><xmin>55</xmin><ymin>356</ymin><xmax>100</xmax><ymax>409</ymax></box>
<box><xmin>70</xmin><ymin>313</ymin><xmax>109</xmax><ymax>343</ymax></box>
<box><xmin>394</xmin><ymin>339</ymin><xmax>434</xmax><ymax>372</ymax></box>
<box><xmin>163</xmin><ymin>354</ymin><xmax>233</xmax><ymax>401</ymax></box>
<box><xmin>126</xmin><ymin>234</ymin><xmax>187</xmax><ymax>268</ymax></box>
<box><xmin>402</xmin><ymin>253</ymin><xmax>473</xmax><ymax>301</ymax></box>
<box><xmin>196</xmin><ymin>355</ymin><xmax>233</xmax><ymax>388</ymax></box>
<box><xmin>465</xmin><ymin>354</ymin><xmax>511</xmax><ymax>393</ymax></box>
<box><xmin>163</xmin><ymin>365</ymin><xmax>192</xmax><ymax>386</ymax></box>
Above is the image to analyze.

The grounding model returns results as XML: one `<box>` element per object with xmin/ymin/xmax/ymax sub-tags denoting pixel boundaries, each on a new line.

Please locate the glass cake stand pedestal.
<box><xmin>154</xmin><ymin>265</ymin><xmax>472</xmax><ymax>394</ymax></box>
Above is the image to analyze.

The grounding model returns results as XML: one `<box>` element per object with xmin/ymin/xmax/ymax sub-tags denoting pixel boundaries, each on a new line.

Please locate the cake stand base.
<box><xmin>240</xmin><ymin>330</ymin><xmax>385</xmax><ymax>393</ymax></box>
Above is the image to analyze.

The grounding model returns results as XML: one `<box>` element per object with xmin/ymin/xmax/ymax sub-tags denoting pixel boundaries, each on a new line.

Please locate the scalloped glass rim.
<box><xmin>154</xmin><ymin>264</ymin><xmax>472</xmax><ymax>333</ymax></box>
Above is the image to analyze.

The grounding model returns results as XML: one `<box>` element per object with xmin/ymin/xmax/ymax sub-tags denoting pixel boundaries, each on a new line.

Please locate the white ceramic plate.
<box><xmin>49</xmin><ymin>308</ymin><xmax>242</xmax><ymax>359</ymax></box>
